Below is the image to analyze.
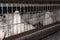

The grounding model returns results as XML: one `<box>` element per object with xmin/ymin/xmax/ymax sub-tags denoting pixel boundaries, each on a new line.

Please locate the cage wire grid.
<box><xmin>0</xmin><ymin>3</ymin><xmax>60</xmax><ymax>40</ymax></box>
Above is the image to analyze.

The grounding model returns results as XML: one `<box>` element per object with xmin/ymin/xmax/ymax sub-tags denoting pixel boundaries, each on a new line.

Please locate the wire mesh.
<box><xmin>0</xmin><ymin>4</ymin><xmax>60</xmax><ymax>40</ymax></box>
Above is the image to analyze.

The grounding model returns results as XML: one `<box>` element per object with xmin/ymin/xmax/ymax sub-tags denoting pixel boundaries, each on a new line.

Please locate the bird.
<box><xmin>23</xmin><ymin>12</ymin><xmax>43</xmax><ymax>28</ymax></box>
<box><xmin>12</xmin><ymin>10</ymin><xmax>35</xmax><ymax>34</ymax></box>
<box><xmin>3</xmin><ymin>10</ymin><xmax>35</xmax><ymax>37</ymax></box>
<box><xmin>0</xmin><ymin>15</ymin><xmax>8</xmax><ymax>40</ymax></box>
<box><xmin>0</xmin><ymin>29</ymin><xmax>4</xmax><ymax>40</ymax></box>
<box><xmin>43</xmin><ymin>11</ymin><xmax>53</xmax><ymax>25</ymax></box>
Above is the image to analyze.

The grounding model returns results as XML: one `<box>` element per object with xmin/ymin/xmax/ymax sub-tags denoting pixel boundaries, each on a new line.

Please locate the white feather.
<box><xmin>43</xmin><ymin>11</ymin><xmax>53</xmax><ymax>25</ymax></box>
<box><xmin>0</xmin><ymin>29</ymin><xmax>4</xmax><ymax>40</ymax></box>
<box><xmin>4</xmin><ymin>11</ymin><xmax>35</xmax><ymax>37</ymax></box>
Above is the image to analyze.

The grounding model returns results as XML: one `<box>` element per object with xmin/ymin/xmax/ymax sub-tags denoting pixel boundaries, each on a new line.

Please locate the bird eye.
<box><xmin>3</xmin><ymin>16</ymin><xmax>6</xmax><ymax>18</ymax></box>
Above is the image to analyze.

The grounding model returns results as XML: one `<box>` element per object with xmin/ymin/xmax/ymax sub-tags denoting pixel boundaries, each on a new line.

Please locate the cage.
<box><xmin>0</xmin><ymin>3</ymin><xmax>60</xmax><ymax>40</ymax></box>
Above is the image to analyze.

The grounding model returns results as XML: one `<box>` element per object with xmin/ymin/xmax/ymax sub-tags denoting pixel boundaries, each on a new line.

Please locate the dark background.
<box><xmin>0</xmin><ymin>0</ymin><xmax>60</xmax><ymax>4</ymax></box>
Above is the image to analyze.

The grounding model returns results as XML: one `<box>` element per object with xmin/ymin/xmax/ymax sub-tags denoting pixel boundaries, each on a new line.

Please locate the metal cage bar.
<box><xmin>0</xmin><ymin>4</ymin><xmax>60</xmax><ymax>40</ymax></box>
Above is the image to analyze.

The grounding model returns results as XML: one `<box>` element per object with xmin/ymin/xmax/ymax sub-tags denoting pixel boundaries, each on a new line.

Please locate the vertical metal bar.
<box><xmin>16</xmin><ymin>4</ymin><xmax>18</xmax><ymax>34</ymax></box>
<box><xmin>26</xmin><ymin>6</ymin><xmax>30</xmax><ymax>30</ymax></box>
<box><xmin>11</xmin><ymin>4</ymin><xmax>14</xmax><ymax>35</ymax></box>
<box><xmin>17</xmin><ymin>4</ymin><xmax>19</xmax><ymax>33</ymax></box>
<box><xmin>43</xmin><ymin>4</ymin><xmax>45</xmax><ymax>25</ymax></box>
<box><xmin>54</xmin><ymin>11</ymin><xmax>57</xmax><ymax>22</ymax></box>
<box><xmin>20</xmin><ymin>4</ymin><xmax>22</xmax><ymax>33</ymax></box>
<box><xmin>24</xmin><ymin>6</ymin><xmax>26</xmax><ymax>31</ymax></box>
<box><xmin>37</xmin><ymin>5</ymin><xmax>38</xmax><ymax>27</ymax></box>
<box><xmin>24</xmin><ymin>5</ymin><xmax>25</xmax><ymax>32</ymax></box>
<box><xmin>21</xmin><ymin>4</ymin><xmax>24</xmax><ymax>32</ymax></box>
<box><xmin>55</xmin><ymin>7</ymin><xmax>57</xmax><ymax>22</ymax></box>
<box><xmin>16</xmin><ymin>4</ymin><xmax>17</xmax><ymax>11</ymax></box>
<box><xmin>38</xmin><ymin>5</ymin><xmax>39</xmax><ymax>12</ymax></box>
<box><xmin>46</xmin><ymin>4</ymin><xmax>47</xmax><ymax>24</ymax></box>
<box><xmin>27</xmin><ymin>5</ymin><xmax>29</xmax><ymax>30</ymax></box>
<box><xmin>54</xmin><ymin>7</ymin><xmax>56</xmax><ymax>22</ymax></box>
<box><xmin>28</xmin><ymin>5</ymin><xmax>31</xmax><ymax>30</ymax></box>
<box><xmin>46</xmin><ymin>4</ymin><xmax>50</xmax><ymax>25</ymax></box>
<box><xmin>56</xmin><ymin>10</ymin><xmax>58</xmax><ymax>22</ymax></box>
<box><xmin>22</xmin><ymin>5</ymin><xmax>24</xmax><ymax>32</ymax></box>
<box><xmin>6</xmin><ymin>4</ymin><xmax>9</xmax><ymax>36</ymax></box>
<box><xmin>39</xmin><ymin>5</ymin><xmax>40</xmax><ymax>26</ymax></box>
<box><xmin>31</xmin><ymin>5</ymin><xmax>34</xmax><ymax>29</ymax></box>
<box><xmin>36</xmin><ymin>5</ymin><xmax>38</xmax><ymax>27</ymax></box>
<box><xmin>31</xmin><ymin>5</ymin><xmax>33</xmax><ymax>29</ymax></box>
<box><xmin>37</xmin><ymin>5</ymin><xmax>39</xmax><ymax>27</ymax></box>
<box><xmin>24</xmin><ymin>6</ymin><xmax>27</xmax><ymax>31</ymax></box>
<box><xmin>46</xmin><ymin>5</ymin><xmax>50</xmax><ymax>25</ymax></box>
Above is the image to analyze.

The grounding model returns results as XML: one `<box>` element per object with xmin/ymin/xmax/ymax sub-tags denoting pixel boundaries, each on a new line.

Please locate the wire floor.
<box><xmin>42</xmin><ymin>31</ymin><xmax>60</xmax><ymax>40</ymax></box>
